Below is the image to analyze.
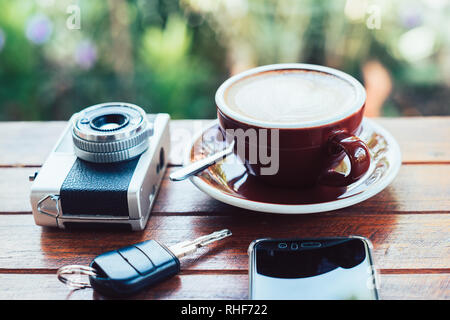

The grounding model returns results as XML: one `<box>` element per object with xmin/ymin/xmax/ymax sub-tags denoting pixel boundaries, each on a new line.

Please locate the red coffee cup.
<box><xmin>215</xmin><ymin>64</ymin><xmax>371</xmax><ymax>188</ymax></box>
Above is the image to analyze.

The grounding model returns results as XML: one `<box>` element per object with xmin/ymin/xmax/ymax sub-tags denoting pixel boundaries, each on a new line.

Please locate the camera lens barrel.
<box><xmin>72</xmin><ymin>102</ymin><xmax>153</xmax><ymax>163</ymax></box>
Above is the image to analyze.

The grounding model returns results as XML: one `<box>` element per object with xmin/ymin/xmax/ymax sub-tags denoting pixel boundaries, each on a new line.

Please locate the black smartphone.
<box><xmin>248</xmin><ymin>236</ymin><xmax>379</xmax><ymax>300</ymax></box>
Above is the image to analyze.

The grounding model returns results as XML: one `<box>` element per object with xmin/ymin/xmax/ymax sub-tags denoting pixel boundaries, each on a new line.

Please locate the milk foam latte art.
<box><xmin>225</xmin><ymin>69</ymin><xmax>357</xmax><ymax>125</ymax></box>
<box><xmin>214</xmin><ymin>64</ymin><xmax>369</xmax><ymax>187</ymax></box>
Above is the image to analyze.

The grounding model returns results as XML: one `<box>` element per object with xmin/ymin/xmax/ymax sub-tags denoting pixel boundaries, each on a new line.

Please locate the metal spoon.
<box><xmin>169</xmin><ymin>141</ymin><xmax>235</xmax><ymax>181</ymax></box>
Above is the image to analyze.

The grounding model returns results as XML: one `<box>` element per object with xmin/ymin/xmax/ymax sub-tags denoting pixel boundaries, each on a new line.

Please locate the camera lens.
<box><xmin>90</xmin><ymin>114</ymin><xmax>129</xmax><ymax>132</ymax></box>
<box><xmin>72</xmin><ymin>102</ymin><xmax>152</xmax><ymax>163</ymax></box>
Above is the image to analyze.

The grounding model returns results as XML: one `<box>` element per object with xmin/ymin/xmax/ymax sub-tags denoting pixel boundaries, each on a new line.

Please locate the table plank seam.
<box><xmin>1</xmin><ymin>161</ymin><xmax>450</xmax><ymax>169</ymax></box>
<box><xmin>148</xmin><ymin>210</ymin><xmax>450</xmax><ymax>216</ymax></box>
<box><xmin>0</xmin><ymin>268</ymin><xmax>449</xmax><ymax>275</ymax></box>
<box><xmin>400</xmin><ymin>162</ymin><xmax>450</xmax><ymax>165</ymax></box>
<box><xmin>1</xmin><ymin>210</ymin><xmax>450</xmax><ymax>216</ymax></box>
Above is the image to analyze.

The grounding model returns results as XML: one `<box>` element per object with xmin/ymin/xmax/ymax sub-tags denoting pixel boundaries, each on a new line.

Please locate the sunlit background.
<box><xmin>0</xmin><ymin>0</ymin><xmax>449</xmax><ymax>121</ymax></box>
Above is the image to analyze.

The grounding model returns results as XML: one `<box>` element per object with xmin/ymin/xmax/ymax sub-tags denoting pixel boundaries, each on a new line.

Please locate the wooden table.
<box><xmin>0</xmin><ymin>117</ymin><xmax>449</xmax><ymax>300</ymax></box>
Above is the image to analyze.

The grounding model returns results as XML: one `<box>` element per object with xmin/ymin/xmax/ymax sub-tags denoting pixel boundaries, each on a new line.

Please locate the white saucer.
<box><xmin>184</xmin><ymin>118</ymin><xmax>401</xmax><ymax>214</ymax></box>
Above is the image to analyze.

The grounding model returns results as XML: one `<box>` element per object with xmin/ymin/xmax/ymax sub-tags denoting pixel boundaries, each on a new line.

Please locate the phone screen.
<box><xmin>250</xmin><ymin>238</ymin><xmax>378</xmax><ymax>300</ymax></box>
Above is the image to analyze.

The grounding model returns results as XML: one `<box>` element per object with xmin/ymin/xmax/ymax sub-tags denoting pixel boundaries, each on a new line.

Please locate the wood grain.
<box><xmin>0</xmin><ymin>121</ymin><xmax>67</xmax><ymax>167</ymax></box>
<box><xmin>0</xmin><ymin>214</ymin><xmax>448</xmax><ymax>270</ymax></box>
<box><xmin>379</xmin><ymin>274</ymin><xmax>450</xmax><ymax>300</ymax></box>
<box><xmin>0</xmin><ymin>273</ymin><xmax>447</xmax><ymax>300</ymax></box>
<box><xmin>2</xmin><ymin>165</ymin><xmax>449</xmax><ymax>214</ymax></box>
<box><xmin>375</xmin><ymin>117</ymin><xmax>450</xmax><ymax>164</ymax></box>
<box><xmin>0</xmin><ymin>273</ymin><xmax>246</xmax><ymax>300</ymax></box>
<box><xmin>0</xmin><ymin>167</ymin><xmax>36</xmax><ymax>213</ymax></box>
<box><xmin>0</xmin><ymin>120</ymin><xmax>214</xmax><ymax>167</ymax></box>
<box><xmin>0</xmin><ymin>117</ymin><xmax>449</xmax><ymax>167</ymax></box>
<box><xmin>154</xmin><ymin>165</ymin><xmax>450</xmax><ymax>215</ymax></box>
<box><xmin>0</xmin><ymin>118</ymin><xmax>449</xmax><ymax>300</ymax></box>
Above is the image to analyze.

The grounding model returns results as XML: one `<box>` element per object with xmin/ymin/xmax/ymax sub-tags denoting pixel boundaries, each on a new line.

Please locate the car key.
<box><xmin>57</xmin><ymin>229</ymin><xmax>232</xmax><ymax>297</ymax></box>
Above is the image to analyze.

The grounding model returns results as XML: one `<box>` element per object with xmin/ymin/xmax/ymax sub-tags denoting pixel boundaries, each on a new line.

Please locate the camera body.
<box><xmin>30</xmin><ymin>104</ymin><xmax>170</xmax><ymax>231</ymax></box>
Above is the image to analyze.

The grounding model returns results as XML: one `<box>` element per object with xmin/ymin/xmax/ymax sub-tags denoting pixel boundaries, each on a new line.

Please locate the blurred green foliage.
<box><xmin>0</xmin><ymin>0</ymin><xmax>449</xmax><ymax>120</ymax></box>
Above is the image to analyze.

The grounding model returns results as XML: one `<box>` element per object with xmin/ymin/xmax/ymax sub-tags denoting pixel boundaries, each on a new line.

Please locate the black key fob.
<box><xmin>89</xmin><ymin>240</ymin><xmax>180</xmax><ymax>297</ymax></box>
<box><xmin>56</xmin><ymin>230</ymin><xmax>231</xmax><ymax>297</ymax></box>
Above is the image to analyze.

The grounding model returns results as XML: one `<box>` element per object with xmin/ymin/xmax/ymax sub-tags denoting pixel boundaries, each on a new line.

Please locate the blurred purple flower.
<box><xmin>26</xmin><ymin>14</ymin><xmax>53</xmax><ymax>44</ymax></box>
<box><xmin>399</xmin><ymin>7</ymin><xmax>423</xmax><ymax>29</ymax></box>
<box><xmin>0</xmin><ymin>29</ymin><xmax>5</xmax><ymax>52</ymax></box>
<box><xmin>75</xmin><ymin>40</ymin><xmax>97</xmax><ymax>70</ymax></box>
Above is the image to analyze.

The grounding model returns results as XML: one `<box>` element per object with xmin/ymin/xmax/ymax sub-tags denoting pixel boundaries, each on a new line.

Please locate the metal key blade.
<box><xmin>169</xmin><ymin>229</ymin><xmax>232</xmax><ymax>259</ymax></box>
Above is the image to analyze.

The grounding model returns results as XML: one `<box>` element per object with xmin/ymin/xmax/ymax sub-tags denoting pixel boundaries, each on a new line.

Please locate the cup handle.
<box><xmin>319</xmin><ymin>131</ymin><xmax>371</xmax><ymax>187</ymax></box>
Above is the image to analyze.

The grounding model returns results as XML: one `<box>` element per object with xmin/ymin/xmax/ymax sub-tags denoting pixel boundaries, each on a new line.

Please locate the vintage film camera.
<box><xmin>30</xmin><ymin>102</ymin><xmax>170</xmax><ymax>231</ymax></box>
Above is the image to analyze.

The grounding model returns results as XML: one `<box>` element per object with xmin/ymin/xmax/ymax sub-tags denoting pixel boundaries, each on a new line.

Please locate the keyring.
<box><xmin>54</xmin><ymin>229</ymin><xmax>232</xmax><ymax>296</ymax></box>
<box><xmin>57</xmin><ymin>265</ymin><xmax>98</xmax><ymax>289</ymax></box>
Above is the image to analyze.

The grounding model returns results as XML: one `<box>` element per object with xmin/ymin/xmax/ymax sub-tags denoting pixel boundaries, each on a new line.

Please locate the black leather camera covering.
<box><xmin>60</xmin><ymin>157</ymin><xmax>140</xmax><ymax>217</ymax></box>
